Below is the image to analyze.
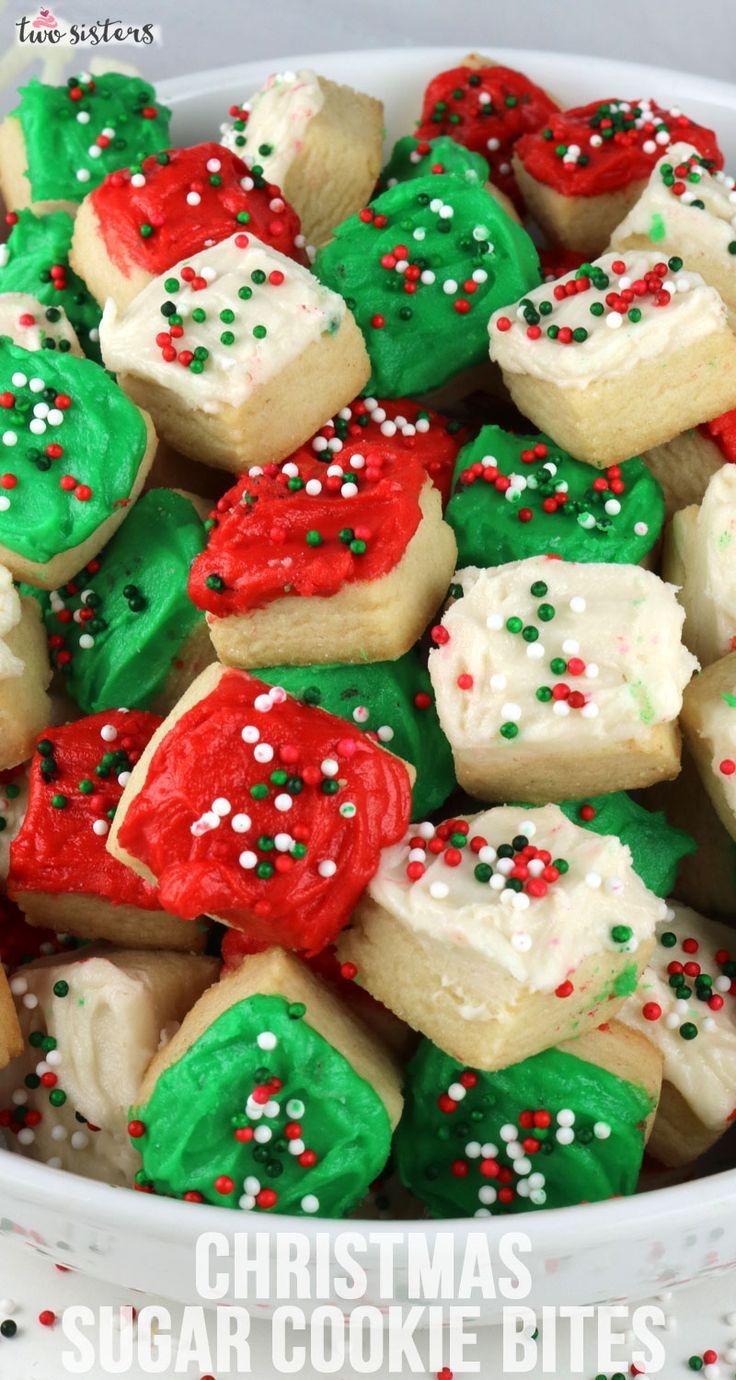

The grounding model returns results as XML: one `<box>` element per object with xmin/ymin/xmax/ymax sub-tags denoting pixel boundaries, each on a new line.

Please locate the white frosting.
<box><xmin>0</xmin><ymin>950</ymin><xmax>216</xmax><ymax>1185</ymax></box>
<box><xmin>0</xmin><ymin>767</ymin><xmax>27</xmax><ymax>880</ymax></box>
<box><xmin>220</xmin><ymin>69</ymin><xmax>325</xmax><ymax>188</ymax></box>
<box><xmin>689</xmin><ymin>668</ymin><xmax>736</xmax><ymax>822</ymax></box>
<box><xmin>369</xmin><ymin>802</ymin><xmax>665</xmax><ymax>995</ymax></box>
<box><xmin>619</xmin><ymin>901</ymin><xmax>736</xmax><ymax>1131</ymax></box>
<box><xmin>611</xmin><ymin>142</ymin><xmax>736</xmax><ymax>289</ymax></box>
<box><xmin>488</xmin><ymin>249</ymin><xmax>727</xmax><ymax>388</ymax></box>
<box><xmin>0</xmin><ymin>292</ymin><xmax>81</xmax><ymax>355</ymax></box>
<box><xmin>0</xmin><ymin>564</ymin><xmax>25</xmax><ymax>682</ymax></box>
<box><xmin>670</xmin><ymin>464</ymin><xmax>736</xmax><ymax>667</ymax></box>
<box><xmin>428</xmin><ymin>556</ymin><xmax>697</xmax><ymax>751</ymax></box>
<box><xmin>99</xmin><ymin>232</ymin><xmax>346</xmax><ymax>413</ymax></box>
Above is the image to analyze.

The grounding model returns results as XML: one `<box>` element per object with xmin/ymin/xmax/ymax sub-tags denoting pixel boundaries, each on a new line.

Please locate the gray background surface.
<box><xmin>0</xmin><ymin>0</ymin><xmax>734</xmax><ymax>107</ymax></box>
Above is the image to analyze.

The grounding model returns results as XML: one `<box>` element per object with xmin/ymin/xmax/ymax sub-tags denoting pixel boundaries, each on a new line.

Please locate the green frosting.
<box><xmin>0</xmin><ymin>339</ymin><xmax>147</xmax><ymax>564</ymax></box>
<box><xmin>395</xmin><ymin>1039</ymin><xmax>654</xmax><ymax>1218</ymax></box>
<box><xmin>42</xmin><ymin>489</ymin><xmax>206</xmax><ymax>713</ymax></box>
<box><xmin>131</xmin><ymin>994</ymin><xmax>393</xmax><ymax>1217</ymax></box>
<box><xmin>14</xmin><ymin>73</ymin><xmax>170</xmax><ymax>207</ymax></box>
<box><xmin>560</xmin><ymin>792</ymin><xmax>695</xmax><ymax>898</ymax></box>
<box><xmin>314</xmin><ymin>173</ymin><xmax>540</xmax><ymax>397</ymax></box>
<box><xmin>257</xmin><ymin>650</ymin><xmax>455</xmax><ymax>820</ymax></box>
<box><xmin>0</xmin><ymin>209</ymin><xmax>101</xmax><ymax>360</ymax></box>
<box><xmin>380</xmin><ymin>135</ymin><xmax>489</xmax><ymax>191</ymax></box>
<box><xmin>445</xmin><ymin>426</ymin><xmax>664</xmax><ymax>567</ymax></box>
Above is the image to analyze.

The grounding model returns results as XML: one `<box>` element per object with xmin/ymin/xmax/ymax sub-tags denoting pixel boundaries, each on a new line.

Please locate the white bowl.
<box><xmin>2</xmin><ymin>47</ymin><xmax>736</xmax><ymax>1319</ymax></box>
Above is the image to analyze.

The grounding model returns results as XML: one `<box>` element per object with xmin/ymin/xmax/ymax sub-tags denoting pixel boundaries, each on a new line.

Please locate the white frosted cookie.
<box><xmin>681</xmin><ymin>651</ymin><xmax>736</xmax><ymax>845</ymax></box>
<box><xmin>337</xmin><ymin>801</ymin><xmax>664</xmax><ymax>1071</ymax></box>
<box><xmin>220</xmin><ymin>70</ymin><xmax>383</xmax><ymax>246</ymax></box>
<box><xmin>0</xmin><ymin>565</ymin><xmax>51</xmax><ymax>771</ymax></box>
<box><xmin>488</xmin><ymin>250</ymin><xmax>736</xmax><ymax>465</ymax></box>
<box><xmin>663</xmin><ymin>463</ymin><xmax>736</xmax><ymax>667</ymax></box>
<box><xmin>0</xmin><ymin>947</ymin><xmax>218</xmax><ymax>1185</ymax></box>
<box><xmin>611</xmin><ymin>143</ymin><xmax>736</xmax><ymax>313</ymax></box>
<box><xmin>0</xmin><ymin>292</ymin><xmax>82</xmax><ymax>355</ymax></box>
<box><xmin>619</xmin><ymin>900</ymin><xmax>736</xmax><ymax>1165</ymax></box>
<box><xmin>427</xmin><ymin>555</ymin><xmax>697</xmax><ymax>802</ymax></box>
<box><xmin>99</xmin><ymin>231</ymin><xmax>369</xmax><ymax>472</ymax></box>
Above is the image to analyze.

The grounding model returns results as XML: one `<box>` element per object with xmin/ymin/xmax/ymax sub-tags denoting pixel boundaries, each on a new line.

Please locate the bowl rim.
<box><xmin>5</xmin><ymin>43</ymin><xmax>736</xmax><ymax>1252</ymax></box>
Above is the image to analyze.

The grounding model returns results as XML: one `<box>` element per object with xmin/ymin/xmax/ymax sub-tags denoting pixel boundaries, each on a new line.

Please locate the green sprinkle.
<box><xmin>306</xmin><ymin>530</ymin><xmax>322</xmax><ymax>547</ymax></box>
<box><xmin>253</xmin><ymin>324</ymin><xmax>267</xmax><ymax>339</ymax></box>
<box><xmin>51</xmin><ymin>794</ymin><xmax>66</xmax><ymax>809</ymax></box>
<box><xmin>530</xmin><ymin>581</ymin><xmax>548</xmax><ymax>597</ymax></box>
<box><xmin>53</xmin><ymin>980</ymin><xmax>69</xmax><ymax>998</ymax></box>
<box><xmin>506</xmin><ymin>616</ymin><xmax>523</xmax><ymax>633</ymax></box>
<box><xmin>500</xmin><ymin>721</ymin><xmax>519</xmax><ymax>739</ymax></box>
<box><xmin>611</xmin><ymin>925</ymin><xmax>633</xmax><ymax>943</ymax></box>
<box><xmin>538</xmin><ymin>603</ymin><xmax>555</xmax><ymax>621</ymax></box>
<box><xmin>535</xmin><ymin>686</ymin><xmax>552</xmax><ymax>702</ymax></box>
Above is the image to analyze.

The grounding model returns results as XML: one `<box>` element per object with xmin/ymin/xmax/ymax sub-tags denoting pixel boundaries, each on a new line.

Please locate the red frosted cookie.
<box><xmin>109</xmin><ymin>664</ymin><xmax>413</xmax><ymax>955</ymax></box>
<box><xmin>514</xmin><ymin>99</ymin><xmax>723</xmax><ymax>253</ymax></box>
<box><xmin>293</xmin><ymin>396</ymin><xmax>468</xmax><ymax>507</ymax></box>
<box><xmin>415</xmin><ymin>57</ymin><xmax>558</xmax><ymax>204</ymax></box>
<box><xmin>188</xmin><ymin>444</ymin><xmax>457</xmax><ymax>668</ymax></box>
<box><xmin>70</xmin><ymin>142</ymin><xmax>307</xmax><ymax>310</ymax></box>
<box><xmin>8</xmin><ymin>709</ymin><xmax>206</xmax><ymax>951</ymax></box>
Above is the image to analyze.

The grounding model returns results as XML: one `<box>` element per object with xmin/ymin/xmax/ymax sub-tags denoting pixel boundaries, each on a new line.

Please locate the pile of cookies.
<box><xmin>0</xmin><ymin>55</ymin><xmax>734</xmax><ymax>1221</ymax></box>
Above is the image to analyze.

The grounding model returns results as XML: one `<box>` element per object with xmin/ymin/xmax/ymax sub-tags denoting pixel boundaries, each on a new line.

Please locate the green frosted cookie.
<box><xmin>314</xmin><ymin>173</ymin><xmax>540</xmax><ymax>396</ymax></box>
<box><xmin>258</xmin><ymin>650</ymin><xmax>455</xmax><ymax>820</ymax></box>
<box><xmin>11</xmin><ymin>72</ymin><xmax>171</xmax><ymax>207</ymax></box>
<box><xmin>395</xmin><ymin>1037</ymin><xmax>655</xmax><ymax>1218</ymax></box>
<box><xmin>0</xmin><ymin>210</ymin><xmax>101</xmax><ymax>360</ymax></box>
<box><xmin>560</xmin><ymin>792</ymin><xmax>695</xmax><ymax>899</ymax></box>
<box><xmin>445</xmin><ymin>426</ymin><xmax>664</xmax><ymax>567</ymax></box>
<box><xmin>130</xmin><ymin>993</ymin><xmax>393</xmax><ymax>1217</ymax></box>
<box><xmin>42</xmin><ymin>488</ymin><xmax>207</xmax><ymax>714</ymax></box>
<box><xmin>379</xmin><ymin>135</ymin><xmax>489</xmax><ymax>191</ymax></box>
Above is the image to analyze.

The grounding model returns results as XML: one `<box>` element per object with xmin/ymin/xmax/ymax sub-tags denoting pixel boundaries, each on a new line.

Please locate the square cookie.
<box><xmin>662</xmin><ymin>462</ymin><xmax>736</xmax><ymax>667</ymax></box>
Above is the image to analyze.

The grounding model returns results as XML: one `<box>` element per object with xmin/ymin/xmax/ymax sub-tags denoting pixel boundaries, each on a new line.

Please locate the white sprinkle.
<box><xmin>429</xmin><ymin>882</ymin><xmax>449</xmax><ymax>900</ymax></box>
<box><xmin>241</xmin><ymin>725</ymin><xmax>260</xmax><ymax>743</ymax></box>
<box><xmin>231</xmin><ymin>813</ymin><xmax>251</xmax><ymax>833</ymax></box>
<box><xmin>92</xmin><ymin>819</ymin><xmax>108</xmax><ymax>837</ymax></box>
<box><xmin>318</xmin><ymin>860</ymin><xmax>337</xmax><ymax>877</ymax></box>
<box><xmin>253</xmin><ymin>743</ymin><xmax>274</xmax><ymax>764</ymax></box>
<box><xmin>239</xmin><ymin>850</ymin><xmax>258</xmax><ymax>869</ymax></box>
<box><xmin>274</xmin><ymin>794</ymin><xmax>293</xmax><ymax>812</ymax></box>
<box><xmin>100</xmin><ymin>724</ymin><xmax>118</xmax><ymax>742</ymax></box>
<box><xmin>212</xmin><ymin>797</ymin><xmax>231</xmax><ymax>816</ymax></box>
<box><xmin>301</xmin><ymin>1195</ymin><xmax>319</xmax><ymax>1214</ymax></box>
<box><xmin>257</xmin><ymin>1031</ymin><xmax>277</xmax><ymax>1051</ymax></box>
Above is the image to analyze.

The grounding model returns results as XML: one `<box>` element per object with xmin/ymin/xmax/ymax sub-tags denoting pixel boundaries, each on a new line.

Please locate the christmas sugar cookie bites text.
<box><xmin>130</xmin><ymin>947</ymin><xmax>403</xmax><ymax>1215</ymax></box>
<box><xmin>8</xmin><ymin>709</ymin><xmax>207</xmax><ymax>952</ymax></box>
<box><xmin>0</xmin><ymin>947</ymin><xmax>218</xmax><ymax>1184</ymax></box>
<box><xmin>220</xmin><ymin>69</ymin><xmax>383</xmax><ymax>247</ymax></box>
<box><xmin>337</xmin><ymin>802</ymin><xmax>664</xmax><ymax>1071</ymax></box>
<box><xmin>108</xmin><ymin>664</ymin><xmax>413</xmax><ymax>954</ymax></box>
<box><xmin>489</xmin><ymin>251</ymin><xmax>736</xmax><ymax>466</ymax></box>
<box><xmin>427</xmin><ymin>555</ymin><xmax>697</xmax><ymax>803</ymax></box>
<box><xmin>99</xmin><ymin>232</ymin><xmax>369</xmax><ymax>473</ymax></box>
<box><xmin>71</xmin><ymin>143</ymin><xmax>307</xmax><ymax>312</ymax></box>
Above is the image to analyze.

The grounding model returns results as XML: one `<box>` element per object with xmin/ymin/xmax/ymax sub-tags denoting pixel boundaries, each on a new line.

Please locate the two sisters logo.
<box><xmin>16</xmin><ymin>12</ymin><xmax>157</xmax><ymax>45</ymax></box>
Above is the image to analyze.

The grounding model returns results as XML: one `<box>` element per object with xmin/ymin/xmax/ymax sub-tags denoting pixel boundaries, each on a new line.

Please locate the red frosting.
<box><xmin>539</xmin><ymin>247</ymin><xmax>586</xmax><ymax>282</ymax></box>
<box><xmin>415</xmin><ymin>64</ymin><xmax>558</xmax><ymax>202</ymax></box>
<box><xmin>516</xmin><ymin>100</ymin><xmax>723</xmax><ymax>198</ymax></box>
<box><xmin>88</xmin><ymin>142</ymin><xmax>307</xmax><ymax>277</ymax></box>
<box><xmin>701</xmin><ymin>409</ymin><xmax>736</xmax><ymax>463</ymax></box>
<box><xmin>292</xmin><ymin>396</ymin><xmax>468</xmax><ymax>507</ymax></box>
<box><xmin>9</xmin><ymin>710</ymin><xmax>165</xmax><ymax>911</ymax></box>
<box><xmin>114</xmin><ymin>669</ymin><xmax>412</xmax><ymax>954</ymax></box>
<box><xmin>189</xmin><ymin>446</ymin><xmax>427</xmax><ymax>618</ymax></box>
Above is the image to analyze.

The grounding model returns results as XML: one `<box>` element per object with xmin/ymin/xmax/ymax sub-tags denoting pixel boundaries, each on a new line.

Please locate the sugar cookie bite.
<box><xmin>513</xmin><ymin>100</ymin><xmax>722</xmax><ymax>255</ymax></box>
<box><xmin>680</xmin><ymin>652</ymin><xmax>736</xmax><ymax>846</ymax></box>
<box><xmin>0</xmin><ymin>946</ymin><xmax>218</xmax><ymax>1184</ymax></box>
<box><xmin>0</xmin><ymin>73</ymin><xmax>171</xmax><ymax>217</ymax></box>
<box><xmin>99</xmin><ymin>231</ymin><xmax>369</xmax><ymax>473</ymax></box>
<box><xmin>427</xmin><ymin>555</ymin><xmax>696</xmax><ymax>803</ymax></box>
<box><xmin>611</xmin><ymin>143</ymin><xmax>736</xmax><ymax>313</ymax></box>
<box><xmin>663</xmin><ymin>464</ymin><xmax>736</xmax><ymax>668</ymax></box>
<box><xmin>108</xmin><ymin>665</ymin><xmax>413</xmax><ymax>954</ymax></box>
<box><xmin>71</xmin><ymin>142</ymin><xmax>307</xmax><ymax>312</ymax></box>
<box><xmin>0</xmin><ymin>340</ymin><xmax>156</xmax><ymax>589</ymax></box>
<box><xmin>314</xmin><ymin>174</ymin><xmax>541</xmax><ymax>397</ymax></box>
<box><xmin>619</xmin><ymin>902</ymin><xmax>736</xmax><ymax>1166</ymax></box>
<box><xmin>220</xmin><ymin>69</ymin><xmax>383</xmax><ymax>247</ymax></box>
<box><xmin>130</xmin><ymin>947</ymin><xmax>403</xmax><ymax>1215</ymax></box>
<box><xmin>489</xmin><ymin>251</ymin><xmax>736</xmax><ymax>466</ymax></box>
<box><xmin>414</xmin><ymin>54</ymin><xmax>558</xmax><ymax>204</ymax></box>
<box><xmin>0</xmin><ymin>210</ymin><xmax>101</xmax><ymax>360</ymax></box>
<box><xmin>337</xmin><ymin>801</ymin><xmax>664</xmax><ymax>1071</ymax></box>
<box><xmin>8</xmin><ymin>709</ymin><xmax>207</xmax><ymax>951</ymax></box>
<box><xmin>188</xmin><ymin>447</ymin><xmax>457</xmax><ymax>668</ymax></box>
<box><xmin>0</xmin><ymin>567</ymin><xmax>51</xmax><ymax>771</ymax></box>
<box><xmin>41</xmin><ymin>489</ymin><xmax>209</xmax><ymax>717</ymax></box>
<box><xmin>445</xmin><ymin>425</ymin><xmax>664</xmax><ymax>568</ymax></box>
<box><xmin>394</xmin><ymin>1022</ymin><xmax>661</xmax><ymax>1217</ymax></box>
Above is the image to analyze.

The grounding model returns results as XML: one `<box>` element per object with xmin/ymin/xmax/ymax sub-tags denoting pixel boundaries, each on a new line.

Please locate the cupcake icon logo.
<box><xmin>32</xmin><ymin>8</ymin><xmax>59</xmax><ymax>27</ymax></box>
